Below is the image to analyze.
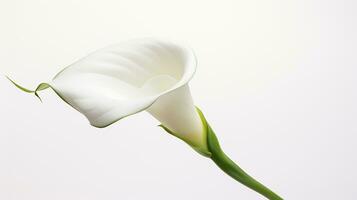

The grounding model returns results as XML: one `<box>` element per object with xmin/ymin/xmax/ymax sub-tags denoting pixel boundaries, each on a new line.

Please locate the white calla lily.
<box><xmin>49</xmin><ymin>39</ymin><xmax>206</xmax><ymax>151</ymax></box>
<box><xmin>9</xmin><ymin>38</ymin><xmax>283</xmax><ymax>200</ymax></box>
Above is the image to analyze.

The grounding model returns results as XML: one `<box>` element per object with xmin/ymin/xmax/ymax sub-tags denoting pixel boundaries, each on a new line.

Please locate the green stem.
<box><xmin>160</xmin><ymin>108</ymin><xmax>283</xmax><ymax>199</ymax></box>
<box><xmin>206</xmin><ymin>123</ymin><xmax>283</xmax><ymax>200</ymax></box>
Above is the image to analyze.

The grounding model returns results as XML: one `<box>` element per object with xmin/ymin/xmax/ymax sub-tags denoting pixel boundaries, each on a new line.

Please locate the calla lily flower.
<box><xmin>9</xmin><ymin>38</ymin><xmax>283</xmax><ymax>200</ymax></box>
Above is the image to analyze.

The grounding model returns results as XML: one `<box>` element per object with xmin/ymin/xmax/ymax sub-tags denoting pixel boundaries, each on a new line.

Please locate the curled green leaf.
<box><xmin>7</xmin><ymin>76</ymin><xmax>50</xmax><ymax>102</ymax></box>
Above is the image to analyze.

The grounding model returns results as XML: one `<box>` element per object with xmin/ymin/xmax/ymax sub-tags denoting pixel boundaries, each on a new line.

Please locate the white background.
<box><xmin>0</xmin><ymin>0</ymin><xmax>356</xmax><ymax>199</ymax></box>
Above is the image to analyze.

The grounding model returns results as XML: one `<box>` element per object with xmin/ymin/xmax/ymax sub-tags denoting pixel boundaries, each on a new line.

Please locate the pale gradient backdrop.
<box><xmin>0</xmin><ymin>0</ymin><xmax>356</xmax><ymax>199</ymax></box>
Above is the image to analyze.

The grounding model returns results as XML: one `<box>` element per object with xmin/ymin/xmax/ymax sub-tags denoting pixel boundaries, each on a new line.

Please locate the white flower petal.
<box><xmin>50</xmin><ymin>39</ymin><xmax>204</xmax><ymax>146</ymax></box>
<box><xmin>147</xmin><ymin>84</ymin><xmax>205</xmax><ymax>149</ymax></box>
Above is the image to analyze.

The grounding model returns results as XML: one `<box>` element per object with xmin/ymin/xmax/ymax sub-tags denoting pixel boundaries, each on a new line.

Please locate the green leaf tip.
<box><xmin>6</xmin><ymin>76</ymin><xmax>50</xmax><ymax>102</ymax></box>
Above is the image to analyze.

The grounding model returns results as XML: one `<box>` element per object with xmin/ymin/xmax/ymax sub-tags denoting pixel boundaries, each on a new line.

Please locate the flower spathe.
<box><xmin>49</xmin><ymin>39</ymin><xmax>206</xmax><ymax>151</ymax></box>
<box><xmin>9</xmin><ymin>38</ymin><xmax>283</xmax><ymax>200</ymax></box>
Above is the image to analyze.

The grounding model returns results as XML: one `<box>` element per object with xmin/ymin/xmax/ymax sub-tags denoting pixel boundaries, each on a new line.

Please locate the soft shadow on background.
<box><xmin>0</xmin><ymin>0</ymin><xmax>356</xmax><ymax>199</ymax></box>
